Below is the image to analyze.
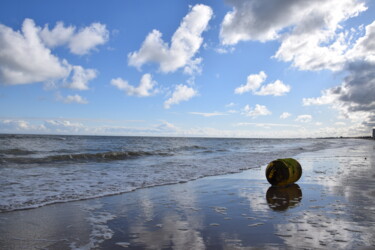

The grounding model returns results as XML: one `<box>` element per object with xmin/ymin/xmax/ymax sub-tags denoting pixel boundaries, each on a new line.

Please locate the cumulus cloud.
<box><xmin>280</xmin><ymin>112</ymin><xmax>292</xmax><ymax>119</ymax></box>
<box><xmin>66</xmin><ymin>66</ymin><xmax>97</xmax><ymax>90</ymax></box>
<box><xmin>0</xmin><ymin>19</ymin><xmax>70</xmax><ymax>85</ymax></box>
<box><xmin>295</xmin><ymin>115</ymin><xmax>313</xmax><ymax>123</ymax></box>
<box><xmin>164</xmin><ymin>84</ymin><xmax>197</xmax><ymax>109</ymax></box>
<box><xmin>242</xmin><ymin>104</ymin><xmax>271</xmax><ymax>117</ymax></box>
<box><xmin>128</xmin><ymin>4</ymin><xmax>213</xmax><ymax>73</ymax></box>
<box><xmin>40</xmin><ymin>22</ymin><xmax>109</xmax><ymax>55</ymax></box>
<box><xmin>183</xmin><ymin>57</ymin><xmax>203</xmax><ymax>75</ymax></box>
<box><xmin>234</xmin><ymin>71</ymin><xmax>290</xmax><ymax>96</ymax></box>
<box><xmin>235</xmin><ymin>71</ymin><xmax>266</xmax><ymax>94</ymax></box>
<box><xmin>221</xmin><ymin>0</ymin><xmax>366</xmax><ymax>43</ymax></box>
<box><xmin>303</xmin><ymin>61</ymin><xmax>375</xmax><ymax>127</ymax></box>
<box><xmin>221</xmin><ymin>0</ymin><xmax>368</xmax><ymax>71</ymax></box>
<box><xmin>347</xmin><ymin>20</ymin><xmax>375</xmax><ymax>63</ymax></box>
<box><xmin>255</xmin><ymin>80</ymin><xmax>291</xmax><ymax>96</ymax></box>
<box><xmin>61</xmin><ymin>94</ymin><xmax>88</xmax><ymax>104</ymax></box>
<box><xmin>111</xmin><ymin>73</ymin><xmax>157</xmax><ymax>97</ymax></box>
<box><xmin>39</xmin><ymin>22</ymin><xmax>75</xmax><ymax>47</ymax></box>
<box><xmin>221</xmin><ymin>0</ymin><xmax>374</xmax><ymax>134</ymax></box>
<box><xmin>0</xmin><ymin>18</ymin><xmax>104</xmax><ymax>87</ymax></box>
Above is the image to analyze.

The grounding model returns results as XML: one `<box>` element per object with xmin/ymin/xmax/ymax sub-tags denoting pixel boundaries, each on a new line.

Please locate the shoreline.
<box><xmin>1</xmin><ymin>138</ymin><xmax>367</xmax><ymax>214</ymax></box>
<box><xmin>1</xmin><ymin>139</ymin><xmax>375</xmax><ymax>249</ymax></box>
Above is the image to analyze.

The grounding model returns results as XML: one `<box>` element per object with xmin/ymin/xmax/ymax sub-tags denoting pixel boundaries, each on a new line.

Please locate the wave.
<box><xmin>1</xmin><ymin>144</ymin><xmax>221</xmax><ymax>165</ymax></box>
<box><xmin>2</xmin><ymin>150</ymin><xmax>173</xmax><ymax>164</ymax></box>
<box><xmin>0</xmin><ymin>149</ymin><xmax>37</xmax><ymax>156</ymax></box>
<box><xmin>171</xmin><ymin>145</ymin><xmax>209</xmax><ymax>152</ymax></box>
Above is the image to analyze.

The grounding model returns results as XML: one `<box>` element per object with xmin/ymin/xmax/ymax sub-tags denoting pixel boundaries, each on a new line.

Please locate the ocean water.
<box><xmin>0</xmin><ymin>134</ymin><xmax>360</xmax><ymax>212</ymax></box>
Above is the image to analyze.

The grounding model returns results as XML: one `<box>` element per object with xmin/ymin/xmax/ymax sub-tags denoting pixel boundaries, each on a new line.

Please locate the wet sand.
<box><xmin>1</xmin><ymin>139</ymin><xmax>375</xmax><ymax>249</ymax></box>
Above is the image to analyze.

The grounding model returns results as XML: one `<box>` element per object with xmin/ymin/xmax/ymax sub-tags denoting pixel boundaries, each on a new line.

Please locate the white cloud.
<box><xmin>302</xmin><ymin>61</ymin><xmax>375</xmax><ymax>128</ymax></box>
<box><xmin>215</xmin><ymin>46</ymin><xmax>235</xmax><ymax>54</ymax></box>
<box><xmin>111</xmin><ymin>73</ymin><xmax>157</xmax><ymax>97</ymax></box>
<box><xmin>164</xmin><ymin>84</ymin><xmax>197</xmax><ymax>109</ymax></box>
<box><xmin>189</xmin><ymin>112</ymin><xmax>227</xmax><ymax>117</ymax></box>
<box><xmin>221</xmin><ymin>0</ymin><xmax>366</xmax><ymax>44</ymax></box>
<box><xmin>1</xmin><ymin>119</ymin><xmax>30</xmax><ymax>130</ymax></box>
<box><xmin>1</xmin><ymin>117</ymin><xmax>369</xmax><ymax>138</ymax></box>
<box><xmin>273</xmin><ymin>0</ymin><xmax>367</xmax><ymax>71</ymax></box>
<box><xmin>234</xmin><ymin>71</ymin><xmax>290</xmax><ymax>96</ymax></box>
<box><xmin>347</xmin><ymin>20</ymin><xmax>375</xmax><ymax>63</ymax></box>
<box><xmin>242</xmin><ymin>104</ymin><xmax>271</xmax><ymax>117</ymax></box>
<box><xmin>280</xmin><ymin>112</ymin><xmax>291</xmax><ymax>119</ymax></box>
<box><xmin>128</xmin><ymin>4</ymin><xmax>213</xmax><ymax>73</ymax></box>
<box><xmin>295</xmin><ymin>115</ymin><xmax>313</xmax><ymax>123</ymax></box>
<box><xmin>234</xmin><ymin>71</ymin><xmax>266</xmax><ymax>94</ymax></box>
<box><xmin>220</xmin><ymin>0</ymin><xmax>362</xmax><ymax>44</ymax></box>
<box><xmin>0</xmin><ymin>18</ymin><xmax>102</xmax><ymax>88</ymax></box>
<box><xmin>44</xmin><ymin>120</ymin><xmax>84</xmax><ymax>133</ymax></box>
<box><xmin>220</xmin><ymin>0</ymin><xmax>367</xmax><ymax>71</ymax></box>
<box><xmin>0</xmin><ymin>19</ymin><xmax>70</xmax><ymax>85</ymax></box>
<box><xmin>303</xmin><ymin>88</ymin><xmax>338</xmax><ymax>106</ymax></box>
<box><xmin>183</xmin><ymin>57</ymin><xmax>203</xmax><ymax>75</ymax></box>
<box><xmin>40</xmin><ymin>22</ymin><xmax>109</xmax><ymax>55</ymax></box>
<box><xmin>65</xmin><ymin>66</ymin><xmax>97</xmax><ymax>90</ymax></box>
<box><xmin>236</xmin><ymin>122</ymin><xmax>301</xmax><ymax>128</ymax></box>
<box><xmin>68</xmin><ymin>23</ymin><xmax>109</xmax><ymax>55</ymax></box>
<box><xmin>0</xmin><ymin>119</ymin><xmax>46</xmax><ymax>132</ymax></box>
<box><xmin>61</xmin><ymin>94</ymin><xmax>88</xmax><ymax>104</ymax></box>
<box><xmin>154</xmin><ymin>121</ymin><xmax>179</xmax><ymax>132</ymax></box>
<box><xmin>39</xmin><ymin>22</ymin><xmax>75</xmax><ymax>47</ymax></box>
<box><xmin>255</xmin><ymin>80</ymin><xmax>290</xmax><ymax>96</ymax></box>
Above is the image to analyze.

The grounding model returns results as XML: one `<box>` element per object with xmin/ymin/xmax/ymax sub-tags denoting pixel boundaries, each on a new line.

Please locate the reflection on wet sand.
<box><xmin>266</xmin><ymin>184</ymin><xmax>302</xmax><ymax>211</ymax></box>
<box><xmin>125</xmin><ymin>184</ymin><xmax>206</xmax><ymax>250</ymax></box>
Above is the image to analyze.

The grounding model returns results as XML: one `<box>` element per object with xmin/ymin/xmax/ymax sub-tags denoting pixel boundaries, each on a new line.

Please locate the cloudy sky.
<box><xmin>0</xmin><ymin>0</ymin><xmax>374</xmax><ymax>137</ymax></box>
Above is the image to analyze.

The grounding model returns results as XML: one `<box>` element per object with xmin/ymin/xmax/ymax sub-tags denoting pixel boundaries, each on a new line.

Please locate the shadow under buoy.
<box><xmin>266</xmin><ymin>184</ymin><xmax>302</xmax><ymax>211</ymax></box>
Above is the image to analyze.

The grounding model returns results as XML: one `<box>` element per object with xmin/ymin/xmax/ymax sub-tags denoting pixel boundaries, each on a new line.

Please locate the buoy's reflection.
<box><xmin>266</xmin><ymin>184</ymin><xmax>302</xmax><ymax>211</ymax></box>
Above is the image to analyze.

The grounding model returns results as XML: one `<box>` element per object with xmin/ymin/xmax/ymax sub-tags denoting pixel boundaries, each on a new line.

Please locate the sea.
<box><xmin>0</xmin><ymin>134</ymin><xmax>363</xmax><ymax>212</ymax></box>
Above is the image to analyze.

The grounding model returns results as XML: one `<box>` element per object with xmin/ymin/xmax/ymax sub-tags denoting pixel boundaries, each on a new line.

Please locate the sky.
<box><xmin>0</xmin><ymin>0</ymin><xmax>375</xmax><ymax>138</ymax></box>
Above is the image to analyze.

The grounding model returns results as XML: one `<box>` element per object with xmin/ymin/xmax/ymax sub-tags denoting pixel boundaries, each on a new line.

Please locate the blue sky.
<box><xmin>1</xmin><ymin>0</ymin><xmax>375</xmax><ymax>137</ymax></box>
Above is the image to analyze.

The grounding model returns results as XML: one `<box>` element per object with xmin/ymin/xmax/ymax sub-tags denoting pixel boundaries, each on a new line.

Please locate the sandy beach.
<box><xmin>1</xmin><ymin>139</ymin><xmax>375</xmax><ymax>249</ymax></box>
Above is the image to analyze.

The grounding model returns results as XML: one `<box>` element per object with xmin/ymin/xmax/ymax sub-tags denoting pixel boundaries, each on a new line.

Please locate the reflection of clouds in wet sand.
<box><xmin>0</xmin><ymin>200</ymin><xmax>117</xmax><ymax>250</ymax></box>
<box><xmin>127</xmin><ymin>183</ymin><xmax>205</xmax><ymax>249</ymax></box>
<box><xmin>272</xmin><ymin>143</ymin><xmax>375</xmax><ymax>249</ymax></box>
<box><xmin>71</xmin><ymin>202</ymin><xmax>116</xmax><ymax>249</ymax></box>
<box><xmin>275</xmin><ymin>210</ymin><xmax>374</xmax><ymax>249</ymax></box>
<box><xmin>138</xmin><ymin>189</ymin><xmax>155</xmax><ymax>222</ymax></box>
<box><xmin>131</xmin><ymin>214</ymin><xmax>205</xmax><ymax>250</ymax></box>
<box><xmin>239</xmin><ymin>185</ymin><xmax>269</xmax><ymax>213</ymax></box>
<box><xmin>300</xmin><ymin>144</ymin><xmax>375</xmax><ymax>223</ymax></box>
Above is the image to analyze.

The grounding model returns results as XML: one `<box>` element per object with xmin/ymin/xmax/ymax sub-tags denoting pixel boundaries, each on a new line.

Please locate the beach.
<box><xmin>1</xmin><ymin>138</ymin><xmax>375</xmax><ymax>249</ymax></box>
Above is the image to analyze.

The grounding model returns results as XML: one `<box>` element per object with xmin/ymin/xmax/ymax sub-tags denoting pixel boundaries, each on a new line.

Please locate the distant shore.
<box><xmin>1</xmin><ymin>139</ymin><xmax>375</xmax><ymax>249</ymax></box>
<box><xmin>1</xmin><ymin>132</ymin><xmax>374</xmax><ymax>140</ymax></box>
